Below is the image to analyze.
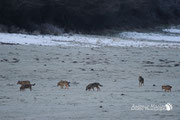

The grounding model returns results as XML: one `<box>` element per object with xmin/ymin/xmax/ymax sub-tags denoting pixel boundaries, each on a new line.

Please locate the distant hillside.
<box><xmin>0</xmin><ymin>0</ymin><xmax>180</xmax><ymax>34</ymax></box>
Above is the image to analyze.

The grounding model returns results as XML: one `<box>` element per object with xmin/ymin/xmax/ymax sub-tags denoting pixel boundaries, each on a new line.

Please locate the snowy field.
<box><xmin>0</xmin><ymin>28</ymin><xmax>180</xmax><ymax>120</ymax></box>
<box><xmin>0</xmin><ymin>27</ymin><xmax>180</xmax><ymax>48</ymax></box>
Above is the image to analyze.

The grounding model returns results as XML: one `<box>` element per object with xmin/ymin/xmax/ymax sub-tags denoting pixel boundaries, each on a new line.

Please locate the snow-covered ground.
<box><xmin>162</xmin><ymin>26</ymin><xmax>180</xmax><ymax>34</ymax></box>
<box><xmin>0</xmin><ymin>27</ymin><xmax>180</xmax><ymax>48</ymax></box>
<box><xmin>163</xmin><ymin>28</ymin><xmax>180</xmax><ymax>34</ymax></box>
<box><xmin>119</xmin><ymin>32</ymin><xmax>180</xmax><ymax>42</ymax></box>
<box><xmin>0</xmin><ymin>45</ymin><xmax>180</xmax><ymax>120</ymax></box>
<box><xmin>0</xmin><ymin>27</ymin><xmax>180</xmax><ymax>120</ymax></box>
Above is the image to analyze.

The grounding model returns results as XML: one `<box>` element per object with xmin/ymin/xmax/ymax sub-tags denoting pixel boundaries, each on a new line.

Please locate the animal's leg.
<box><xmin>97</xmin><ymin>86</ymin><xmax>100</xmax><ymax>91</ymax></box>
<box><xmin>65</xmin><ymin>85</ymin><xmax>69</xmax><ymax>89</ymax></box>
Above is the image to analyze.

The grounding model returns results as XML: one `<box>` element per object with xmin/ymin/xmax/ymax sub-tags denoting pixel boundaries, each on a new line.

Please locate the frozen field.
<box><xmin>0</xmin><ymin>28</ymin><xmax>180</xmax><ymax>120</ymax></box>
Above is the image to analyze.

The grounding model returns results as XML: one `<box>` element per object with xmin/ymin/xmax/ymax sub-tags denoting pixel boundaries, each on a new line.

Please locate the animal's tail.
<box><xmin>99</xmin><ymin>84</ymin><xmax>103</xmax><ymax>87</ymax></box>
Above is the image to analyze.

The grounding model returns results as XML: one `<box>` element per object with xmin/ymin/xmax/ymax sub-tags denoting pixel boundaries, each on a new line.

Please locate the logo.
<box><xmin>165</xmin><ymin>103</ymin><xmax>173</xmax><ymax>111</ymax></box>
<box><xmin>131</xmin><ymin>103</ymin><xmax>173</xmax><ymax>111</ymax></box>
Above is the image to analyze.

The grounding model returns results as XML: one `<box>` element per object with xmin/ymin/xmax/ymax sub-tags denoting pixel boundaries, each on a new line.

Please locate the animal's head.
<box><xmin>86</xmin><ymin>86</ymin><xmax>89</xmax><ymax>91</ymax></box>
<box><xmin>86</xmin><ymin>85</ymin><xmax>90</xmax><ymax>91</ymax></box>
<box><xmin>17</xmin><ymin>81</ymin><xmax>21</xmax><ymax>84</ymax></box>
<box><xmin>68</xmin><ymin>82</ymin><xmax>70</xmax><ymax>87</ymax></box>
<box><xmin>166</xmin><ymin>85</ymin><xmax>172</xmax><ymax>88</ymax></box>
<box><xmin>98</xmin><ymin>83</ymin><xmax>103</xmax><ymax>87</ymax></box>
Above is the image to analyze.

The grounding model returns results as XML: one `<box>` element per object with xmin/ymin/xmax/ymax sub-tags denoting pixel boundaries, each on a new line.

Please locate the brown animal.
<box><xmin>20</xmin><ymin>84</ymin><xmax>36</xmax><ymax>91</ymax></box>
<box><xmin>57</xmin><ymin>80</ymin><xmax>70</xmax><ymax>89</ymax></box>
<box><xmin>162</xmin><ymin>85</ymin><xmax>172</xmax><ymax>92</ymax></box>
<box><xmin>17</xmin><ymin>81</ymin><xmax>30</xmax><ymax>85</ymax></box>
<box><xmin>138</xmin><ymin>76</ymin><xmax>144</xmax><ymax>86</ymax></box>
<box><xmin>86</xmin><ymin>82</ymin><xmax>103</xmax><ymax>91</ymax></box>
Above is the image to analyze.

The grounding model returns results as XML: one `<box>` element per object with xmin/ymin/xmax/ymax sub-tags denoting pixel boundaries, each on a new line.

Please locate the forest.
<box><xmin>0</xmin><ymin>0</ymin><xmax>180</xmax><ymax>34</ymax></box>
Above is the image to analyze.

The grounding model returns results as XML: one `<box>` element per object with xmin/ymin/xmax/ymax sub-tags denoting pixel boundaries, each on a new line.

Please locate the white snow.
<box><xmin>1</xmin><ymin>28</ymin><xmax>180</xmax><ymax>48</ymax></box>
<box><xmin>163</xmin><ymin>28</ymin><xmax>180</xmax><ymax>34</ymax></box>
<box><xmin>119</xmin><ymin>32</ymin><xmax>180</xmax><ymax>42</ymax></box>
<box><xmin>1</xmin><ymin>29</ymin><xmax>180</xmax><ymax>120</ymax></box>
<box><xmin>0</xmin><ymin>46</ymin><xmax>180</xmax><ymax>120</ymax></box>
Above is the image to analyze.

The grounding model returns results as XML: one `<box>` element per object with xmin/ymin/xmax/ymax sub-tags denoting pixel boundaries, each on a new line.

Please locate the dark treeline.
<box><xmin>0</xmin><ymin>0</ymin><xmax>180</xmax><ymax>34</ymax></box>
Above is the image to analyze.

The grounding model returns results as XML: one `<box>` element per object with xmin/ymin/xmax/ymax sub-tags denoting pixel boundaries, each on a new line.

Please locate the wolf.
<box><xmin>86</xmin><ymin>82</ymin><xmax>103</xmax><ymax>91</ymax></box>
<box><xmin>138</xmin><ymin>76</ymin><xmax>144</xmax><ymax>86</ymax></box>
<box><xmin>17</xmin><ymin>81</ymin><xmax>30</xmax><ymax>85</ymax></box>
<box><xmin>162</xmin><ymin>85</ymin><xmax>172</xmax><ymax>92</ymax></box>
<box><xmin>57</xmin><ymin>80</ymin><xmax>70</xmax><ymax>89</ymax></box>
<box><xmin>20</xmin><ymin>83</ymin><xmax>36</xmax><ymax>91</ymax></box>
